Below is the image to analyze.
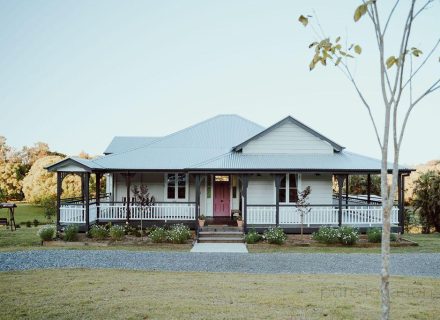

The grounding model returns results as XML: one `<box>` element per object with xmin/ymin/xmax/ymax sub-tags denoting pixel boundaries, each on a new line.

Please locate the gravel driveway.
<box><xmin>1</xmin><ymin>250</ymin><xmax>439</xmax><ymax>277</ymax></box>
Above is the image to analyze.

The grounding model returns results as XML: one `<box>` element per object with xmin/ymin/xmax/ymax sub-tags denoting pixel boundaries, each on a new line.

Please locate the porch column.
<box><xmin>195</xmin><ymin>174</ymin><xmax>201</xmax><ymax>224</ymax></box>
<box><xmin>84</xmin><ymin>172</ymin><xmax>90</xmax><ymax>230</ymax></box>
<box><xmin>241</xmin><ymin>175</ymin><xmax>249</xmax><ymax>232</ymax></box>
<box><xmin>336</xmin><ymin>175</ymin><xmax>345</xmax><ymax>227</ymax></box>
<box><xmin>367</xmin><ymin>174</ymin><xmax>371</xmax><ymax>204</ymax></box>
<box><xmin>125</xmin><ymin>173</ymin><xmax>131</xmax><ymax>223</ymax></box>
<box><xmin>274</xmin><ymin>174</ymin><xmax>282</xmax><ymax>227</ymax></box>
<box><xmin>56</xmin><ymin>172</ymin><xmax>62</xmax><ymax>230</ymax></box>
<box><xmin>345</xmin><ymin>175</ymin><xmax>349</xmax><ymax>207</ymax></box>
<box><xmin>95</xmin><ymin>172</ymin><xmax>101</xmax><ymax>222</ymax></box>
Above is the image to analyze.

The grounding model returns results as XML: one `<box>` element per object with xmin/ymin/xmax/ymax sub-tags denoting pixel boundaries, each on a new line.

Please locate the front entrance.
<box><xmin>213</xmin><ymin>175</ymin><xmax>231</xmax><ymax>217</ymax></box>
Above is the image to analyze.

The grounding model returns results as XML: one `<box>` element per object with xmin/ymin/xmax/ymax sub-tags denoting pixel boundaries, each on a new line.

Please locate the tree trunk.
<box><xmin>381</xmin><ymin>202</ymin><xmax>392</xmax><ymax>319</ymax></box>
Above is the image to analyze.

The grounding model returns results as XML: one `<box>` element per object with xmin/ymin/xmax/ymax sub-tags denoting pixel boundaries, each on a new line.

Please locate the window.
<box><xmin>278</xmin><ymin>174</ymin><xmax>298</xmax><ymax>203</ymax></box>
<box><xmin>167</xmin><ymin>173</ymin><xmax>186</xmax><ymax>199</ymax></box>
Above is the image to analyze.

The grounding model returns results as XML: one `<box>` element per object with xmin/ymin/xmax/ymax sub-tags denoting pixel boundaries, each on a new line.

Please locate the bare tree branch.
<box><xmin>402</xmin><ymin>38</ymin><xmax>440</xmax><ymax>90</ymax></box>
<box><xmin>383</xmin><ymin>0</ymin><xmax>400</xmax><ymax>36</ymax></box>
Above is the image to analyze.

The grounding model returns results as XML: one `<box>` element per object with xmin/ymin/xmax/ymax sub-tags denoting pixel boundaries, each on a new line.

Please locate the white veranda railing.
<box><xmin>247</xmin><ymin>205</ymin><xmax>399</xmax><ymax>226</ymax></box>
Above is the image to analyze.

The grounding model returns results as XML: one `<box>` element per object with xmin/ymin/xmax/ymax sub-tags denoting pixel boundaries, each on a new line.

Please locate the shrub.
<box><xmin>39</xmin><ymin>195</ymin><xmax>57</xmax><ymax>221</ymax></box>
<box><xmin>167</xmin><ymin>224</ymin><xmax>191</xmax><ymax>244</ymax></box>
<box><xmin>63</xmin><ymin>224</ymin><xmax>79</xmax><ymax>242</ymax></box>
<box><xmin>25</xmin><ymin>221</ymin><xmax>32</xmax><ymax>228</ymax></box>
<box><xmin>149</xmin><ymin>227</ymin><xmax>167</xmax><ymax>243</ymax></box>
<box><xmin>264</xmin><ymin>227</ymin><xmax>287</xmax><ymax>245</ymax></box>
<box><xmin>33</xmin><ymin>219</ymin><xmax>39</xmax><ymax>227</ymax></box>
<box><xmin>312</xmin><ymin>226</ymin><xmax>340</xmax><ymax>244</ymax></box>
<box><xmin>338</xmin><ymin>226</ymin><xmax>359</xmax><ymax>245</ymax></box>
<box><xmin>37</xmin><ymin>225</ymin><xmax>56</xmax><ymax>241</ymax></box>
<box><xmin>390</xmin><ymin>233</ymin><xmax>397</xmax><ymax>242</ymax></box>
<box><xmin>245</xmin><ymin>229</ymin><xmax>262</xmax><ymax>244</ymax></box>
<box><xmin>367</xmin><ymin>228</ymin><xmax>398</xmax><ymax>243</ymax></box>
<box><xmin>367</xmin><ymin>227</ymin><xmax>382</xmax><ymax>243</ymax></box>
<box><xmin>109</xmin><ymin>225</ymin><xmax>125</xmax><ymax>241</ymax></box>
<box><xmin>124</xmin><ymin>224</ymin><xmax>141</xmax><ymax>237</ymax></box>
<box><xmin>89</xmin><ymin>225</ymin><xmax>109</xmax><ymax>240</ymax></box>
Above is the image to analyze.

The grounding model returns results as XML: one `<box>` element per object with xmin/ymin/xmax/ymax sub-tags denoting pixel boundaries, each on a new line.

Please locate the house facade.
<box><xmin>47</xmin><ymin>115</ymin><xmax>412</xmax><ymax>233</ymax></box>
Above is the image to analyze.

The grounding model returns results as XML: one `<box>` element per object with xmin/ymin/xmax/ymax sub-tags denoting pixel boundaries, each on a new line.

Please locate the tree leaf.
<box><xmin>354</xmin><ymin>4</ymin><xmax>367</xmax><ymax>22</ymax></box>
<box><xmin>298</xmin><ymin>15</ymin><xmax>309</xmax><ymax>27</ymax></box>
<box><xmin>386</xmin><ymin>56</ymin><xmax>396</xmax><ymax>69</ymax></box>
<box><xmin>335</xmin><ymin>57</ymin><xmax>342</xmax><ymax>66</ymax></box>
<box><xmin>309</xmin><ymin>42</ymin><xmax>318</xmax><ymax>48</ymax></box>
<box><xmin>354</xmin><ymin>45</ymin><xmax>362</xmax><ymax>55</ymax></box>
<box><xmin>336</xmin><ymin>36</ymin><xmax>341</xmax><ymax>43</ymax></box>
<box><xmin>309</xmin><ymin>59</ymin><xmax>316</xmax><ymax>71</ymax></box>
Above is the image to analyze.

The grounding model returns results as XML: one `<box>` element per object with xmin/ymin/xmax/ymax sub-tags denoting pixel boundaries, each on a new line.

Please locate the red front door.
<box><xmin>213</xmin><ymin>177</ymin><xmax>230</xmax><ymax>217</ymax></box>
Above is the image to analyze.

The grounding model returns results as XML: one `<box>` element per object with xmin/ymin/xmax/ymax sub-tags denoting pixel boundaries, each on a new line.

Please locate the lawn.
<box><xmin>0</xmin><ymin>202</ymin><xmax>49</xmax><ymax>225</ymax></box>
<box><xmin>0</xmin><ymin>269</ymin><xmax>438</xmax><ymax>319</ymax></box>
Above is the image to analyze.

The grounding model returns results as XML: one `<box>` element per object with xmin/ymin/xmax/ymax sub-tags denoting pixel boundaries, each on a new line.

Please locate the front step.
<box><xmin>198</xmin><ymin>237</ymin><xmax>244</xmax><ymax>243</ymax></box>
<box><xmin>197</xmin><ymin>226</ymin><xmax>244</xmax><ymax>243</ymax></box>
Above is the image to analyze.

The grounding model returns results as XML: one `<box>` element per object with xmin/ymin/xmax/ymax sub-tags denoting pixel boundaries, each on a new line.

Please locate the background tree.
<box><xmin>22</xmin><ymin>156</ymin><xmax>82</xmax><ymax>203</ymax></box>
<box><xmin>412</xmin><ymin>171</ymin><xmax>440</xmax><ymax>233</ymax></box>
<box><xmin>300</xmin><ymin>1</ymin><xmax>439</xmax><ymax>318</ymax></box>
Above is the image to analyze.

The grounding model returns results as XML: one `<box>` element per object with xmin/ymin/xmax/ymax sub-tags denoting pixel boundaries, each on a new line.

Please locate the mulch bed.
<box><xmin>43</xmin><ymin>233</ymin><xmax>194</xmax><ymax>247</ymax></box>
<box><xmin>282</xmin><ymin>234</ymin><xmax>418</xmax><ymax>247</ymax></box>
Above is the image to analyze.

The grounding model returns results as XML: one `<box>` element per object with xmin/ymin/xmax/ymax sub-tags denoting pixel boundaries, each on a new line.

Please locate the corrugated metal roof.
<box><xmin>47</xmin><ymin>115</ymin><xmax>413</xmax><ymax>172</ymax></box>
<box><xmin>104</xmin><ymin>136</ymin><xmax>160</xmax><ymax>154</ymax></box>
<box><xmin>92</xmin><ymin>115</ymin><xmax>265</xmax><ymax>170</ymax></box>
<box><xmin>189</xmin><ymin>151</ymin><xmax>412</xmax><ymax>171</ymax></box>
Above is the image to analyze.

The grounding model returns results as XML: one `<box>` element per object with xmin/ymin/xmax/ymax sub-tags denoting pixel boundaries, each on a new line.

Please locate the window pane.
<box><xmin>178</xmin><ymin>173</ymin><xmax>186</xmax><ymax>186</ymax></box>
<box><xmin>289</xmin><ymin>189</ymin><xmax>298</xmax><ymax>203</ymax></box>
<box><xmin>178</xmin><ymin>187</ymin><xmax>185</xmax><ymax>199</ymax></box>
<box><xmin>279</xmin><ymin>189</ymin><xmax>286</xmax><ymax>203</ymax></box>
<box><xmin>167</xmin><ymin>186</ymin><xmax>175</xmax><ymax>199</ymax></box>
<box><xmin>167</xmin><ymin>174</ymin><xmax>176</xmax><ymax>186</ymax></box>
<box><xmin>289</xmin><ymin>174</ymin><xmax>297</xmax><ymax>188</ymax></box>
<box><xmin>280</xmin><ymin>176</ymin><xmax>286</xmax><ymax>188</ymax></box>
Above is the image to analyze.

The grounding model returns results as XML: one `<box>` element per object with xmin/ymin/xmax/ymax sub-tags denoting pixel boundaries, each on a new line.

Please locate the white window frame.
<box><xmin>276</xmin><ymin>173</ymin><xmax>301</xmax><ymax>204</ymax></box>
<box><xmin>164</xmin><ymin>173</ymin><xmax>188</xmax><ymax>201</ymax></box>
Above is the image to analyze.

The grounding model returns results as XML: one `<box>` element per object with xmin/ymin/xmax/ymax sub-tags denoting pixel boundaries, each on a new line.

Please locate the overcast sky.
<box><xmin>0</xmin><ymin>0</ymin><xmax>438</xmax><ymax>165</ymax></box>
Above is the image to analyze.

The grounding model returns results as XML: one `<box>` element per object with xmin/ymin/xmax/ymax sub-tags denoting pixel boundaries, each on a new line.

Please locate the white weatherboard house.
<box><xmin>47</xmin><ymin>115</ymin><xmax>411</xmax><ymax>233</ymax></box>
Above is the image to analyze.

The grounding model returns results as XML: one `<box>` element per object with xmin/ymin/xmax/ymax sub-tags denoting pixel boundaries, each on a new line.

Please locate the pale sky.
<box><xmin>0</xmin><ymin>0</ymin><xmax>439</xmax><ymax>166</ymax></box>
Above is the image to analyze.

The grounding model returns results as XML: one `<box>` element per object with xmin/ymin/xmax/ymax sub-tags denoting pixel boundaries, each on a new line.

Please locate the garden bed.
<box><xmin>249</xmin><ymin>234</ymin><xmax>418</xmax><ymax>248</ymax></box>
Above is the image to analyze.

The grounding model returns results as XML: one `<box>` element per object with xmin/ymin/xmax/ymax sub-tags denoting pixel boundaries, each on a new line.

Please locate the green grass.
<box><xmin>0</xmin><ymin>226</ymin><xmax>42</xmax><ymax>249</ymax></box>
<box><xmin>0</xmin><ymin>203</ymin><xmax>50</xmax><ymax>225</ymax></box>
<box><xmin>0</xmin><ymin>269</ymin><xmax>439</xmax><ymax>319</ymax></box>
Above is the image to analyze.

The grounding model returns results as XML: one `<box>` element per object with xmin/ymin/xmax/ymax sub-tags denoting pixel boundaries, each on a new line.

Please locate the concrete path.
<box><xmin>190</xmin><ymin>243</ymin><xmax>248</xmax><ymax>253</ymax></box>
<box><xmin>1</xmin><ymin>250</ymin><xmax>440</xmax><ymax>277</ymax></box>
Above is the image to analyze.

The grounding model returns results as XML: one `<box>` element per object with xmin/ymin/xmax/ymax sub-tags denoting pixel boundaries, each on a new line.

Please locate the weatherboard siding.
<box><xmin>301</xmin><ymin>173</ymin><xmax>333</xmax><ymax>205</ymax></box>
<box><xmin>247</xmin><ymin>174</ymin><xmax>275</xmax><ymax>205</ymax></box>
<box><xmin>242</xmin><ymin>122</ymin><xmax>333</xmax><ymax>154</ymax></box>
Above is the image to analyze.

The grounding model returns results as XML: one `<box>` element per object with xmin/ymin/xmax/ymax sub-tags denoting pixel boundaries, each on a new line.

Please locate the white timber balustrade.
<box><xmin>98</xmin><ymin>203</ymin><xmax>127</xmax><ymax>220</ymax></box>
<box><xmin>247</xmin><ymin>205</ymin><xmax>399</xmax><ymax>226</ymax></box>
<box><xmin>60</xmin><ymin>205</ymin><xmax>86</xmax><ymax>223</ymax></box>
<box><xmin>247</xmin><ymin>206</ymin><xmax>276</xmax><ymax>224</ymax></box>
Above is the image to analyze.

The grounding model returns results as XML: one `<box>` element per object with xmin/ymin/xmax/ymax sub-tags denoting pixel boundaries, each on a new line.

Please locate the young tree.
<box><xmin>299</xmin><ymin>1</ymin><xmax>439</xmax><ymax>318</ymax></box>
<box><xmin>297</xmin><ymin>186</ymin><xmax>311</xmax><ymax>239</ymax></box>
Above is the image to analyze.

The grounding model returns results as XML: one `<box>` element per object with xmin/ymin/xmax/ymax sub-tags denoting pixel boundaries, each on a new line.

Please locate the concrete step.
<box><xmin>200</xmin><ymin>226</ymin><xmax>242</xmax><ymax>232</ymax></box>
<box><xmin>199</xmin><ymin>231</ymin><xmax>243</xmax><ymax>238</ymax></box>
<box><xmin>198</xmin><ymin>237</ymin><xmax>244</xmax><ymax>243</ymax></box>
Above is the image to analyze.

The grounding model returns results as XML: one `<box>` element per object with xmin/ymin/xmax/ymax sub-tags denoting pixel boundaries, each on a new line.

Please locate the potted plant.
<box><xmin>198</xmin><ymin>214</ymin><xmax>206</xmax><ymax>227</ymax></box>
<box><xmin>236</xmin><ymin>215</ymin><xmax>243</xmax><ymax>228</ymax></box>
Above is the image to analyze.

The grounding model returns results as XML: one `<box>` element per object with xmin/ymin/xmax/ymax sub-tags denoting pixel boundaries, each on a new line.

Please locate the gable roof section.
<box><xmin>46</xmin><ymin>157</ymin><xmax>104</xmax><ymax>172</ymax></box>
<box><xmin>232</xmin><ymin>116</ymin><xmax>344</xmax><ymax>153</ymax></box>
<box><xmin>104</xmin><ymin>136</ymin><xmax>160</xmax><ymax>155</ymax></box>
